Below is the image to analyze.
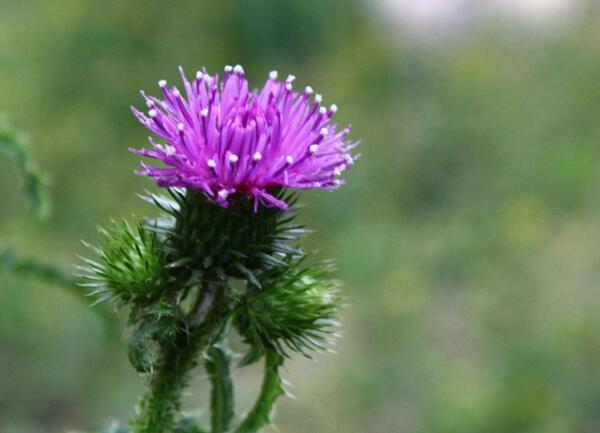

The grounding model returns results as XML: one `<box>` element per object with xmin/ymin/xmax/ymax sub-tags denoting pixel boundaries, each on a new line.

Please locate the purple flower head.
<box><xmin>131</xmin><ymin>65</ymin><xmax>359</xmax><ymax>210</ymax></box>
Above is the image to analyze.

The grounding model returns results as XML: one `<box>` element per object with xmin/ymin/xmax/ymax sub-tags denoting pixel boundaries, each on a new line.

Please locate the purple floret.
<box><xmin>131</xmin><ymin>65</ymin><xmax>359</xmax><ymax>210</ymax></box>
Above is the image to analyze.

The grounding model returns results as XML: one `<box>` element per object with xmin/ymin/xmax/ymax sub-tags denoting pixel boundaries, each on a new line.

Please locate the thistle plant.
<box><xmin>82</xmin><ymin>65</ymin><xmax>359</xmax><ymax>433</ymax></box>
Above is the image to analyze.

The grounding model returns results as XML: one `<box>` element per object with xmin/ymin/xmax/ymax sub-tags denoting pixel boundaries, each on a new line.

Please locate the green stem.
<box><xmin>133</xmin><ymin>283</ymin><xmax>222</xmax><ymax>433</ymax></box>
<box><xmin>234</xmin><ymin>350</ymin><xmax>284</xmax><ymax>433</ymax></box>
<box><xmin>133</xmin><ymin>331</ymin><xmax>204</xmax><ymax>433</ymax></box>
<box><xmin>205</xmin><ymin>344</ymin><xmax>234</xmax><ymax>433</ymax></box>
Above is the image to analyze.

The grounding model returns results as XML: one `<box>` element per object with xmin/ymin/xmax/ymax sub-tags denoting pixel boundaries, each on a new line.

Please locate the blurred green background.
<box><xmin>2</xmin><ymin>0</ymin><xmax>600</xmax><ymax>432</ymax></box>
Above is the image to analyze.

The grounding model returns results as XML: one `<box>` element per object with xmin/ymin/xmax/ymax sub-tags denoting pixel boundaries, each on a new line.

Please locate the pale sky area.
<box><xmin>376</xmin><ymin>0</ymin><xmax>581</xmax><ymax>36</ymax></box>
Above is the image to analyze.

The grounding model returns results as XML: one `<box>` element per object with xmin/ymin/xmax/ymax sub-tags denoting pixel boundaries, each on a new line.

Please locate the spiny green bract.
<box><xmin>144</xmin><ymin>188</ymin><xmax>306</xmax><ymax>288</ymax></box>
<box><xmin>82</xmin><ymin>189</ymin><xmax>342</xmax><ymax>363</ymax></box>
<box><xmin>80</xmin><ymin>220</ymin><xmax>168</xmax><ymax>305</ymax></box>
<box><xmin>236</xmin><ymin>260</ymin><xmax>342</xmax><ymax>359</ymax></box>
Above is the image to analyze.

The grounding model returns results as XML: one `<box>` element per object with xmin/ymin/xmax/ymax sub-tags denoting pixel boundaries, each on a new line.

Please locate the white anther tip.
<box><xmin>320</xmin><ymin>127</ymin><xmax>329</xmax><ymax>136</ymax></box>
<box><xmin>177</xmin><ymin>123</ymin><xmax>184</xmax><ymax>131</ymax></box>
<box><xmin>158</xmin><ymin>79</ymin><xmax>167</xmax><ymax>88</ymax></box>
<box><xmin>229</xmin><ymin>154</ymin><xmax>239</xmax><ymax>163</ymax></box>
<box><xmin>218</xmin><ymin>189</ymin><xmax>229</xmax><ymax>199</ymax></box>
<box><xmin>319</xmin><ymin>106</ymin><xmax>327</xmax><ymax>115</ymax></box>
<box><xmin>172</xmin><ymin>88</ymin><xmax>180</xmax><ymax>96</ymax></box>
<box><xmin>286</xmin><ymin>155</ymin><xmax>294</xmax><ymax>164</ymax></box>
<box><xmin>315</xmin><ymin>94</ymin><xmax>323</xmax><ymax>103</ymax></box>
<box><xmin>207</xmin><ymin>159</ymin><xmax>217</xmax><ymax>168</ymax></box>
<box><xmin>200</xmin><ymin>108</ymin><xmax>209</xmax><ymax>117</ymax></box>
<box><xmin>286</xmin><ymin>74</ymin><xmax>296</xmax><ymax>83</ymax></box>
<box><xmin>309</xmin><ymin>144</ymin><xmax>319</xmax><ymax>154</ymax></box>
<box><xmin>330</xmin><ymin>104</ymin><xmax>338</xmax><ymax>113</ymax></box>
<box><xmin>196</xmin><ymin>71</ymin><xmax>204</xmax><ymax>79</ymax></box>
<box><xmin>253</xmin><ymin>152</ymin><xmax>262</xmax><ymax>161</ymax></box>
<box><xmin>224</xmin><ymin>65</ymin><xmax>233</xmax><ymax>72</ymax></box>
<box><xmin>269</xmin><ymin>70</ymin><xmax>278</xmax><ymax>80</ymax></box>
<box><xmin>146</xmin><ymin>100</ymin><xmax>155</xmax><ymax>108</ymax></box>
<box><xmin>305</xmin><ymin>86</ymin><xmax>314</xmax><ymax>94</ymax></box>
<box><xmin>233</xmin><ymin>64</ymin><xmax>244</xmax><ymax>74</ymax></box>
<box><xmin>148</xmin><ymin>109</ymin><xmax>158</xmax><ymax>118</ymax></box>
<box><xmin>285</xmin><ymin>82</ymin><xmax>293</xmax><ymax>91</ymax></box>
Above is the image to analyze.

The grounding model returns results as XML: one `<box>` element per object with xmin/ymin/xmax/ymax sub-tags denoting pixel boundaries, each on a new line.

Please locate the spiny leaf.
<box><xmin>0</xmin><ymin>122</ymin><xmax>49</xmax><ymax>218</ymax></box>
<box><xmin>128</xmin><ymin>323</ymin><xmax>156</xmax><ymax>374</ymax></box>
<box><xmin>0</xmin><ymin>249</ymin><xmax>116</xmax><ymax>334</ymax></box>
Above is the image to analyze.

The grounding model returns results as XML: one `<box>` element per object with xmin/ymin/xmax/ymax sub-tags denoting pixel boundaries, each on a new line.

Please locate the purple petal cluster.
<box><xmin>131</xmin><ymin>65</ymin><xmax>359</xmax><ymax>209</ymax></box>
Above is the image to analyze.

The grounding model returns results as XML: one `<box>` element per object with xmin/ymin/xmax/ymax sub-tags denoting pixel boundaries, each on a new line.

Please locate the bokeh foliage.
<box><xmin>2</xmin><ymin>1</ymin><xmax>600</xmax><ymax>433</ymax></box>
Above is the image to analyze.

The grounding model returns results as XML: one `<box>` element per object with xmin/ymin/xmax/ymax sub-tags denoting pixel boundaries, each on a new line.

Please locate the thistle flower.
<box><xmin>131</xmin><ymin>65</ymin><xmax>359</xmax><ymax>210</ymax></box>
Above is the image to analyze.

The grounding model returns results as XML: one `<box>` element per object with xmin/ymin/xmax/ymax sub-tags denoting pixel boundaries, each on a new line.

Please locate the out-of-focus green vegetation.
<box><xmin>2</xmin><ymin>1</ymin><xmax>600</xmax><ymax>432</ymax></box>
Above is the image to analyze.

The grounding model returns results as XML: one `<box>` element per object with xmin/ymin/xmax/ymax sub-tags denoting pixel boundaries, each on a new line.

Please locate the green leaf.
<box><xmin>205</xmin><ymin>344</ymin><xmax>234</xmax><ymax>433</ymax></box>
<box><xmin>0</xmin><ymin>123</ymin><xmax>50</xmax><ymax>218</ymax></box>
<box><xmin>234</xmin><ymin>350</ymin><xmax>284</xmax><ymax>433</ymax></box>
<box><xmin>0</xmin><ymin>249</ymin><xmax>117</xmax><ymax>335</ymax></box>
<box><xmin>128</xmin><ymin>323</ymin><xmax>156</xmax><ymax>374</ymax></box>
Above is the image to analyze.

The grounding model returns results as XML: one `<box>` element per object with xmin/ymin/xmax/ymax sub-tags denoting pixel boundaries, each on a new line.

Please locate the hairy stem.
<box><xmin>133</xmin><ymin>334</ymin><xmax>201</xmax><ymax>433</ymax></box>
<box><xmin>133</xmin><ymin>282</ymin><xmax>222</xmax><ymax>433</ymax></box>
<box><xmin>234</xmin><ymin>350</ymin><xmax>284</xmax><ymax>433</ymax></box>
